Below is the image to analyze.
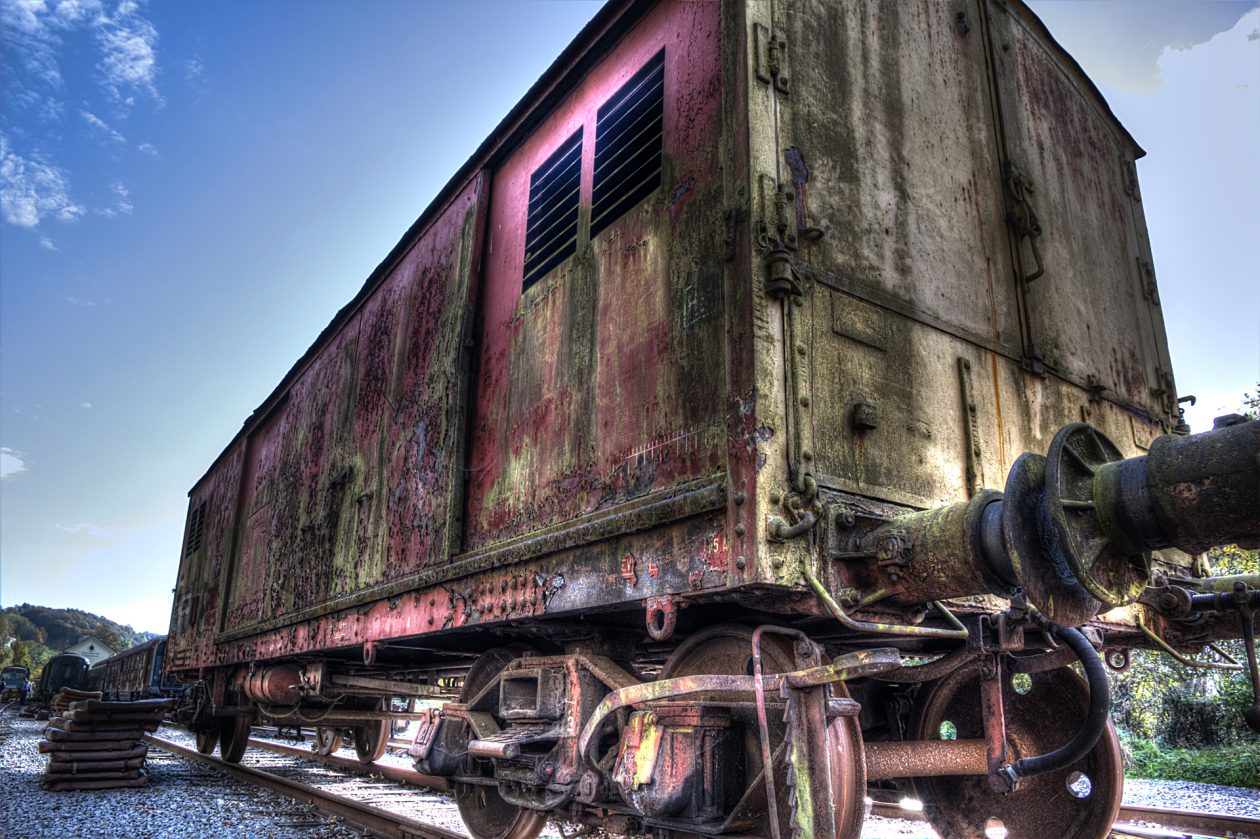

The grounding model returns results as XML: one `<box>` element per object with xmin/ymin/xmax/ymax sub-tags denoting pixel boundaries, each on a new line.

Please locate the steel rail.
<box><xmin>144</xmin><ymin>734</ymin><xmax>462</xmax><ymax>839</ymax></box>
<box><xmin>243</xmin><ymin>735</ymin><xmax>449</xmax><ymax>792</ymax></box>
<box><xmin>869</xmin><ymin>800</ymin><xmax>1260</xmax><ymax>839</ymax></box>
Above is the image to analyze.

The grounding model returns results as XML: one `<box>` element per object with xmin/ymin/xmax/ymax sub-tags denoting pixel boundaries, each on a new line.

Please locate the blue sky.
<box><xmin>1</xmin><ymin>1</ymin><xmax>1256</xmax><ymax>635</ymax></box>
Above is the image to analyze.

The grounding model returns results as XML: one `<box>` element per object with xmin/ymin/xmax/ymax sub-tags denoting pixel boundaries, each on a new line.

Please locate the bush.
<box><xmin>1120</xmin><ymin>729</ymin><xmax>1260</xmax><ymax>790</ymax></box>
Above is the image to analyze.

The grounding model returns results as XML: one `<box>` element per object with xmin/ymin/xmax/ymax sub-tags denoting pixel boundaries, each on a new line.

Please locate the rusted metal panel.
<box><xmin>783</xmin><ymin>0</ymin><xmax>1022</xmax><ymax>352</ymax></box>
<box><xmin>985</xmin><ymin>0</ymin><xmax>1171</xmax><ymax>418</ymax></box>
<box><xmin>465</xmin><ymin>1</ymin><xmax>728</xmax><ymax>553</ymax></box>
<box><xmin>166</xmin><ymin>445</ymin><xmax>243</xmax><ymax>671</ymax></box>
<box><xmin>211</xmin><ymin>512</ymin><xmax>727</xmax><ymax>666</ymax></box>
<box><xmin>208</xmin><ymin>178</ymin><xmax>487</xmax><ymax>642</ymax></box>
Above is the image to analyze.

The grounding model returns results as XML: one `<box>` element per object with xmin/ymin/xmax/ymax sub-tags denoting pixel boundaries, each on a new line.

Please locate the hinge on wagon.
<box><xmin>1136</xmin><ymin>258</ymin><xmax>1160</xmax><ymax>305</ymax></box>
<box><xmin>1004</xmin><ymin>164</ymin><xmax>1045</xmax><ymax>283</ymax></box>
<box><xmin>753</xmin><ymin>23</ymin><xmax>790</xmax><ymax>94</ymax></box>
<box><xmin>759</xmin><ymin>173</ymin><xmax>807</xmax><ymax>299</ymax></box>
<box><xmin>757</xmin><ymin>174</ymin><xmax>799</xmax><ymax>253</ymax></box>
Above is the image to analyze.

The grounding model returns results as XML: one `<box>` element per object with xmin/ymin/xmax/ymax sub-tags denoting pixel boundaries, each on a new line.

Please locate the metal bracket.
<box><xmin>644</xmin><ymin>596</ymin><xmax>678</xmax><ymax>641</ymax></box>
<box><xmin>958</xmin><ymin>358</ymin><xmax>984</xmax><ymax>497</ymax></box>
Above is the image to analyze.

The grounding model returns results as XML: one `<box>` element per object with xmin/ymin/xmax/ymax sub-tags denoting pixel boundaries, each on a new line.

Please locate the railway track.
<box><xmin>147</xmin><ymin>730</ymin><xmax>1258</xmax><ymax>839</ymax></box>
<box><xmin>144</xmin><ymin>732</ymin><xmax>461</xmax><ymax>839</ymax></box>
<box><xmin>867</xmin><ymin>800</ymin><xmax>1258</xmax><ymax>839</ymax></box>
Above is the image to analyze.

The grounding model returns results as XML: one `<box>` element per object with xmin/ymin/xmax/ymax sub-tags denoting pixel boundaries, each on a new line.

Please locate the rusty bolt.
<box><xmin>800</xmin><ymin>396</ymin><xmax>810</xmax><ymax>408</ymax></box>
<box><xmin>797</xmin><ymin>344</ymin><xmax>807</xmax><ymax>356</ymax></box>
<box><xmin>802</xmin><ymin>450</ymin><xmax>812</xmax><ymax>461</ymax></box>
<box><xmin>769</xmin><ymin>490</ymin><xmax>782</xmax><ymax>505</ymax></box>
<box><xmin>501</xmin><ymin>580</ymin><xmax>508</xmax><ymax>593</ymax></box>
<box><xmin>735</xmin><ymin>523</ymin><xmax>746</xmax><ymax>538</ymax></box>
<box><xmin>734</xmin><ymin>491</ymin><xmax>746</xmax><ymax>506</ymax></box>
<box><xmin>771</xmin><ymin>555</ymin><xmax>784</xmax><ymax>569</ymax></box>
<box><xmin>736</xmin><ymin>556</ymin><xmax>747</xmax><ymax>570</ymax></box>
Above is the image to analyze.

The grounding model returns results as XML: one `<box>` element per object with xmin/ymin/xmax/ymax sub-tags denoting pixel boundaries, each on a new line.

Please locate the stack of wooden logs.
<box><xmin>40</xmin><ymin>691</ymin><xmax>175</xmax><ymax>791</ymax></box>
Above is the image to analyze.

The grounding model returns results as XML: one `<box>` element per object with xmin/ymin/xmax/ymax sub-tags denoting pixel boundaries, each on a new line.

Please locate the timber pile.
<box><xmin>40</xmin><ymin>694</ymin><xmax>175</xmax><ymax>791</ymax></box>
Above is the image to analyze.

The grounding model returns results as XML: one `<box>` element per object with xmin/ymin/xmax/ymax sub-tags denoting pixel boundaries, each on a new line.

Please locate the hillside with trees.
<box><xmin>0</xmin><ymin>605</ymin><xmax>159</xmax><ymax>675</ymax></box>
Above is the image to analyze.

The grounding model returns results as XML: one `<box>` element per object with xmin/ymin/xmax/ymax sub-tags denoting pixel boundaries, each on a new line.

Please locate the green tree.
<box><xmin>8</xmin><ymin>639</ymin><xmax>35</xmax><ymax>671</ymax></box>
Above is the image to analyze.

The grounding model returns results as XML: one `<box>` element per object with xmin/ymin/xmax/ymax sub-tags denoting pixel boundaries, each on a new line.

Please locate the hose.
<box><xmin>1006</xmin><ymin>623</ymin><xmax>1110</xmax><ymax>782</ymax></box>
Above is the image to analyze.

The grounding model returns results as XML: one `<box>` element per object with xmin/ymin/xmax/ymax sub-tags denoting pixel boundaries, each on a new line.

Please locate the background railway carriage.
<box><xmin>36</xmin><ymin>654</ymin><xmax>90</xmax><ymax>704</ymax></box>
<box><xmin>165</xmin><ymin>2</ymin><xmax>1260</xmax><ymax>838</ymax></box>
<box><xmin>90</xmin><ymin>638</ymin><xmax>183</xmax><ymax>702</ymax></box>
<box><xmin>1</xmin><ymin>666</ymin><xmax>30</xmax><ymax>702</ymax></box>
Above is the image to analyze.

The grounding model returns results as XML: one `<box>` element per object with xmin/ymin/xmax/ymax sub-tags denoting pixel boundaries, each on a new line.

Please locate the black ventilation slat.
<box><xmin>525</xmin><ymin>174</ymin><xmax>581</xmax><ymax>240</ymax></box>
<box><xmin>527</xmin><ymin>142</ymin><xmax>582</xmax><ymax>215</ymax></box>
<box><xmin>185</xmin><ymin>501</ymin><xmax>207</xmax><ymax>557</ymax></box>
<box><xmin>593</xmin><ymin>74</ymin><xmax>664</xmax><ymax>169</ymax></box>
<box><xmin>591</xmin><ymin>50</ymin><xmax>665</xmax><ymax>238</ymax></box>
<box><xmin>523</xmin><ymin>129</ymin><xmax>582</xmax><ymax>291</ymax></box>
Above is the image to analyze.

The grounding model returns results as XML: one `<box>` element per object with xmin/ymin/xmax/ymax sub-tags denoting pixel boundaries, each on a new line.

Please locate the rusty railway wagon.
<box><xmin>166</xmin><ymin>2</ymin><xmax>1260</xmax><ymax>837</ymax></box>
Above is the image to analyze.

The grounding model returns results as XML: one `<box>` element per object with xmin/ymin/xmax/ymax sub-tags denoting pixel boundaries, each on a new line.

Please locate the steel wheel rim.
<box><xmin>194</xmin><ymin>728</ymin><xmax>218</xmax><ymax>755</ymax></box>
<box><xmin>453</xmin><ymin>647</ymin><xmax>546</xmax><ymax>839</ymax></box>
<box><xmin>660</xmin><ymin>624</ymin><xmax>865</xmax><ymax>838</ymax></box>
<box><xmin>910</xmin><ymin>662</ymin><xmax>1123</xmax><ymax>839</ymax></box>
<box><xmin>314</xmin><ymin>726</ymin><xmax>343</xmax><ymax>756</ymax></box>
<box><xmin>218</xmin><ymin>714</ymin><xmax>251</xmax><ymax>764</ymax></box>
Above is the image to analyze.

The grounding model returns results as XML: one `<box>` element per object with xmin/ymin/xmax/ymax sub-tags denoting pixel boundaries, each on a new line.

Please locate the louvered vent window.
<box><xmin>523</xmin><ymin>129</ymin><xmax>583</xmax><ymax>291</ymax></box>
<box><xmin>591</xmin><ymin>50</ymin><xmax>665</xmax><ymax>238</ymax></box>
<box><xmin>185</xmin><ymin>501</ymin><xmax>207</xmax><ymax>557</ymax></box>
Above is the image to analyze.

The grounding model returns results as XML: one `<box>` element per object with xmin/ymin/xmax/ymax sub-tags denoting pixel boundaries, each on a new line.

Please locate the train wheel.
<box><xmin>659</xmin><ymin>625</ymin><xmax>866</xmax><ymax>838</ymax></box>
<box><xmin>454</xmin><ymin>648</ymin><xmax>547</xmax><ymax>839</ymax></box>
<box><xmin>911</xmin><ymin>662</ymin><xmax>1123</xmax><ymax>839</ymax></box>
<box><xmin>194</xmin><ymin>729</ymin><xmax>218</xmax><ymax>755</ymax></box>
<box><xmin>218</xmin><ymin>714</ymin><xmax>252</xmax><ymax>764</ymax></box>
<box><xmin>314</xmin><ymin>726</ymin><xmax>343</xmax><ymax>756</ymax></box>
<box><xmin>354</xmin><ymin>700</ymin><xmax>390</xmax><ymax>764</ymax></box>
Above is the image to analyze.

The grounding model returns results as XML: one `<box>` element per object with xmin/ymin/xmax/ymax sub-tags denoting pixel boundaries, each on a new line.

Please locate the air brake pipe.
<box><xmin>803</xmin><ymin>567</ymin><xmax>970</xmax><ymax>639</ymax></box>
<box><xmin>1002</xmin><ymin>623</ymin><xmax>1110</xmax><ymax>784</ymax></box>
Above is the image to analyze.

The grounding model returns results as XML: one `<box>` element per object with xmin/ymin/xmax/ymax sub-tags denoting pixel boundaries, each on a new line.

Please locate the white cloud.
<box><xmin>61</xmin><ymin>294</ymin><xmax>96</xmax><ymax>306</ymax></box>
<box><xmin>80</xmin><ymin>401</ymin><xmax>93</xmax><ymax>409</ymax></box>
<box><xmin>136</xmin><ymin>141</ymin><xmax>159</xmax><ymax>157</ymax></box>
<box><xmin>80</xmin><ymin>109</ymin><xmax>126</xmax><ymax>144</ymax></box>
<box><xmin>56</xmin><ymin>522</ymin><xmax>123</xmax><ymax>539</ymax></box>
<box><xmin>0</xmin><ymin>135</ymin><xmax>85</xmax><ymax>228</ymax></box>
<box><xmin>111</xmin><ymin>181</ymin><xmax>133</xmax><ymax>213</ymax></box>
<box><xmin>97</xmin><ymin>4</ymin><xmax>162</xmax><ymax>106</ymax></box>
<box><xmin>1</xmin><ymin>0</ymin><xmax>161</xmax><ymax>110</ymax></box>
<box><xmin>38</xmin><ymin>235</ymin><xmax>59</xmax><ymax>251</ymax></box>
<box><xmin>1</xmin><ymin>448</ymin><xmax>28</xmax><ymax>479</ymax></box>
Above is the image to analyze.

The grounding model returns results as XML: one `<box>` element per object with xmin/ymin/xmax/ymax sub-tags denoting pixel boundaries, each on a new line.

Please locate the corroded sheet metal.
<box><xmin>986</xmin><ymin>0</ymin><xmax>1173</xmax><ymax>415</ymax></box>
<box><xmin>768</xmin><ymin>0</ymin><xmax>1174</xmax><ymax>523</ymax></box>
<box><xmin>465</xmin><ymin>0</ymin><xmax>727</xmax><ymax>551</ymax></box>
<box><xmin>208</xmin><ymin>176</ymin><xmax>488</xmax><ymax>640</ymax></box>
